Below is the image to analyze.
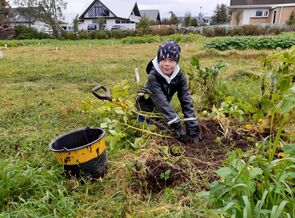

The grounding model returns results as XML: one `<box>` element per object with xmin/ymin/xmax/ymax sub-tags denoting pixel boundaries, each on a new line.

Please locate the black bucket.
<box><xmin>49</xmin><ymin>127</ymin><xmax>108</xmax><ymax>178</ymax></box>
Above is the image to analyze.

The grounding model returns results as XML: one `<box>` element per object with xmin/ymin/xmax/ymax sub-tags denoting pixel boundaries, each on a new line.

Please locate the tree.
<box><xmin>38</xmin><ymin>0</ymin><xmax>67</xmax><ymax>38</ymax></box>
<box><xmin>137</xmin><ymin>16</ymin><xmax>152</xmax><ymax>35</ymax></box>
<box><xmin>286</xmin><ymin>11</ymin><xmax>295</xmax><ymax>25</ymax></box>
<box><xmin>13</xmin><ymin>0</ymin><xmax>40</xmax><ymax>27</ymax></box>
<box><xmin>98</xmin><ymin>17</ymin><xmax>106</xmax><ymax>30</ymax></box>
<box><xmin>211</xmin><ymin>4</ymin><xmax>228</xmax><ymax>25</ymax></box>
<box><xmin>169</xmin><ymin>11</ymin><xmax>179</xmax><ymax>25</ymax></box>
<box><xmin>191</xmin><ymin>18</ymin><xmax>198</xmax><ymax>27</ymax></box>
<box><xmin>184</xmin><ymin>12</ymin><xmax>192</xmax><ymax>27</ymax></box>
<box><xmin>0</xmin><ymin>0</ymin><xmax>11</xmax><ymax>26</ymax></box>
<box><xmin>161</xmin><ymin>18</ymin><xmax>170</xmax><ymax>25</ymax></box>
<box><xmin>73</xmin><ymin>14</ymin><xmax>78</xmax><ymax>32</ymax></box>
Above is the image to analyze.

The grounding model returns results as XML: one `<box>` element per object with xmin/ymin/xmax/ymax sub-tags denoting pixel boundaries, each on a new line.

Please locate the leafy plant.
<box><xmin>198</xmin><ymin>46</ymin><xmax>295</xmax><ymax>218</ymax></box>
<box><xmin>211</xmin><ymin>96</ymin><xmax>245</xmax><ymax>121</ymax></box>
<box><xmin>205</xmin><ymin>35</ymin><xmax>295</xmax><ymax>51</ymax></box>
<box><xmin>199</xmin><ymin>149</ymin><xmax>295</xmax><ymax>218</ymax></box>
<box><xmin>160</xmin><ymin>169</ymin><xmax>171</xmax><ymax>181</ymax></box>
<box><xmin>189</xmin><ymin>56</ymin><xmax>228</xmax><ymax>110</ymax></box>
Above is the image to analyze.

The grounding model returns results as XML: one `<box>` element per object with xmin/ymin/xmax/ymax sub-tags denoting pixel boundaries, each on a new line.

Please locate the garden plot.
<box><xmin>131</xmin><ymin>119</ymin><xmax>267</xmax><ymax>194</ymax></box>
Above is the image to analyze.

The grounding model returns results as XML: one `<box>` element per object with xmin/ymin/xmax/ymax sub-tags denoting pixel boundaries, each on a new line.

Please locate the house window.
<box><xmin>88</xmin><ymin>2</ymin><xmax>110</xmax><ymax>17</ymax></box>
<box><xmin>255</xmin><ymin>10</ymin><xmax>269</xmax><ymax>17</ymax></box>
<box><xmin>263</xmin><ymin>11</ymin><xmax>268</xmax><ymax>16</ymax></box>
<box><xmin>115</xmin><ymin>20</ymin><xmax>121</xmax><ymax>24</ymax></box>
<box><xmin>256</xmin><ymin>11</ymin><xmax>263</xmax><ymax>16</ymax></box>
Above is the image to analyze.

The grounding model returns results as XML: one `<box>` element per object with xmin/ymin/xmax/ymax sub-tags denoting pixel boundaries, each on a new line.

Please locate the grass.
<box><xmin>0</xmin><ymin>35</ymin><xmax>288</xmax><ymax>217</ymax></box>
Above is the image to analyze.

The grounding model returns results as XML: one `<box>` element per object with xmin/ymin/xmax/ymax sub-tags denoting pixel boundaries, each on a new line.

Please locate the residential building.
<box><xmin>139</xmin><ymin>9</ymin><xmax>161</xmax><ymax>24</ymax></box>
<box><xmin>229</xmin><ymin>0</ymin><xmax>295</xmax><ymax>25</ymax></box>
<box><xmin>78</xmin><ymin>0</ymin><xmax>141</xmax><ymax>31</ymax></box>
<box><xmin>9</xmin><ymin>8</ymin><xmax>49</xmax><ymax>32</ymax></box>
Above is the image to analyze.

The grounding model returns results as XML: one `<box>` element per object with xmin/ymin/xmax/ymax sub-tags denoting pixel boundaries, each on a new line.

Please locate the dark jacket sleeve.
<box><xmin>146</xmin><ymin>73</ymin><xmax>179</xmax><ymax>125</ymax></box>
<box><xmin>177</xmin><ymin>73</ymin><xmax>198</xmax><ymax>129</ymax></box>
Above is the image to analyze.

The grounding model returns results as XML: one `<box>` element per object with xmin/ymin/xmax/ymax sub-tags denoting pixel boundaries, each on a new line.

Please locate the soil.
<box><xmin>132</xmin><ymin>119</ymin><xmax>266</xmax><ymax>194</ymax></box>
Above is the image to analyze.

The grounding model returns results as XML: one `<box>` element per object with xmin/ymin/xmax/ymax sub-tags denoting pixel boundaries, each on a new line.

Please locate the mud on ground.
<box><xmin>131</xmin><ymin>119</ymin><xmax>265</xmax><ymax>194</ymax></box>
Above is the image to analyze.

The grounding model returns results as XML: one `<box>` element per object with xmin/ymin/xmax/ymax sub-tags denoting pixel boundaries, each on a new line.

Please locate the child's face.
<box><xmin>159</xmin><ymin>58</ymin><xmax>177</xmax><ymax>76</ymax></box>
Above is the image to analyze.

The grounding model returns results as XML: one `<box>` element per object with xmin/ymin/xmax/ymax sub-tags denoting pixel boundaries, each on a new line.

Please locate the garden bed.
<box><xmin>131</xmin><ymin>119</ymin><xmax>265</xmax><ymax>194</ymax></box>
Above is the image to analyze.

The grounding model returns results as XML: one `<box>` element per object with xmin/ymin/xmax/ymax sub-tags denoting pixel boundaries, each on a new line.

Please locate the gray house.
<box><xmin>139</xmin><ymin>9</ymin><xmax>161</xmax><ymax>24</ymax></box>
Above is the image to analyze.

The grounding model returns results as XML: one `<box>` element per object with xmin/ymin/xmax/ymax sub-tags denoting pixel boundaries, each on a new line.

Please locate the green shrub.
<box><xmin>286</xmin><ymin>11</ymin><xmax>295</xmax><ymax>25</ymax></box>
<box><xmin>89</xmin><ymin>31</ymin><xmax>96</xmax><ymax>39</ymax></box>
<box><xmin>95</xmin><ymin>30</ymin><xmax>108</xmax><ymax>39</ymax></box>
<box><xmin>213</xmin><ymin>27</ymin><xmax>227</xmax><ymax>36</ymax></box>
<box><xmin>228</xmin><ymin>27</ymin><xmax>244</xmax><ymax>36</ymax></box>
<box><xmin>79</xmin><ymin>31</ymin><xmax>89</xmax><ymax>39</ymax></box>
<box><xmin>205</xmin><ymin>35</ymin><xmax>295</xmax><ymax>50</ymax></box>
<box><xmin>241</xmin><ymin>25</ymin><xmax>260</xmax><ymax>35</ymax></box>
<box><xmin>111</xmin><ymin>30</ymin><xmax>127</xmax><ymax>39</ymax></box>
<box><xmin>63</xmin><ymin>31</ymin><xmax>77</xmax><ymax>40</ymax></box>
<box><xmin>202</xmin><ymin>27</ymin><xmax>215</xmax><ymax>37</ymax></box>
<box><xmin>125</xmin><ymin>29</ymin><xmax>137</xmax><ymax>37</ymax></box>
<box><xmin>151</xmin><ymin>27</ymin><xmax>176</xmax><ymax>36</ymax></box>
<box><xmin>14</xmin><ymin>25</ymin><xmax>49</xmax><ymax>39</ymax></box>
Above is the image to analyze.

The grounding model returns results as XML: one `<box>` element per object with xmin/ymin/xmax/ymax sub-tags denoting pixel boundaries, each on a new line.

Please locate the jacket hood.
<box><xmin>146</xmin><ymin>57</ymin><xmax>180</xmax><ymax>84</ymax></box>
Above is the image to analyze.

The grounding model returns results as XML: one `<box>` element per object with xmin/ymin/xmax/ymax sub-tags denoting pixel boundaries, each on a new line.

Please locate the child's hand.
<box><xmin>186</xmin><ymin>135</ymin><xmax>199</xmax><ymax>144</ymax></box>
<box><xmin>186</xmin><ymin>126</ymin><xmax>200</xmax><ymax>144</ymax></box>
<box><xmin>171</xmin><ymin>122</ymin><xmax>186</xmax><ymax>143</ymax></box>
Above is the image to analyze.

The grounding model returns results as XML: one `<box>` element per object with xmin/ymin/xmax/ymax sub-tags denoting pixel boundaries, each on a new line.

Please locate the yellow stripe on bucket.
<box><xmin>54</xmin><ymin>138</ymin><xmax>106</xmax><ymax>165</ymax></box>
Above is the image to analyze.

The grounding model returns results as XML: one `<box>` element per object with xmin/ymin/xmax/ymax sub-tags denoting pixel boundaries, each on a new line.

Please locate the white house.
<box><xmin>9</xmin><ymin>8</ymin><xmax>50</xmax><ymax>33</ymax></box>
<box><xmin>78</xmin><ymin>0</ymin><xmax>141</xmax><ymax>31</ymax></box>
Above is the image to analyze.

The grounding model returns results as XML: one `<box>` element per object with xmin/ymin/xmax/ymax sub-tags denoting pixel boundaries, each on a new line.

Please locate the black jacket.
<box><xmin>137</xmin><ymin>59</ymin><xmax>198</xmax><ymax>130</ymax></box>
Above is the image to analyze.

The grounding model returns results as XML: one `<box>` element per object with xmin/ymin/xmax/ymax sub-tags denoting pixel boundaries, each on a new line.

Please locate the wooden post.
<box><xmin>135</xmin><ymin>68</ymin><xmax>140</xmax><ymax>83</ymax></box>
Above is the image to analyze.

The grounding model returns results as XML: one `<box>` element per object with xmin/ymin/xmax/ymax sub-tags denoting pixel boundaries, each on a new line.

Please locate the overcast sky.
<box><xmin>65</xmin><ymin>0</ymin><xmax>231</xmax><ymax>18</ymax></box>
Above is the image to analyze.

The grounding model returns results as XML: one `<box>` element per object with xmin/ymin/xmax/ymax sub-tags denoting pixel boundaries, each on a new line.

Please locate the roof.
<box><xmin>230</xmin><ymin>0</ymin><xmax>295</xmax><ymax>5</ymax></box>
<box><xmin>139</xmin><ymin>9</ymin><xmax>160</xmax><ymax>21</ymax></box>
<box><xmin>9</xmin><ymin>8</ymin><xmax>38</xmax><ymax>23</ymax></box>
<box><xmin>79</xmin><ymin>0</ymin><xmax>140</xmax><ymax>19</ymax></box>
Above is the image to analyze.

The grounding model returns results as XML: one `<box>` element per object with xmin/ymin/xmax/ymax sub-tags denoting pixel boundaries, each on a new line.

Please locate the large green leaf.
<box><xmin>249</xmin><ymin>167</ymin><xmax>263</xmax><ymax>178</ymax></box>
<box><xmin>191</xmin><ymin>56</ymin><xmax>200</xmax><ymax>68</ymax></box>
<box><xmin>216</xmin><ymin>167</ymin><xmax>234</xmax><ymax>177</ymax></box>
<box><xmin>278</xmin><ymin>95</ymin><xmax>295</xmax><ymax>114</ymax></box>
<box><xmin>283</xmin><ymin>144</ymin><xmax>295</xmax><ymax>156</ymax></box>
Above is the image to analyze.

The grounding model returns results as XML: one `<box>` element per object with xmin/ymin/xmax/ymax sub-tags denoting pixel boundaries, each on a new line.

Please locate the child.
<box><xmin>136</xmin><ymin>40</ymin><xmax>199</xmax><ymax>143</ymax></box>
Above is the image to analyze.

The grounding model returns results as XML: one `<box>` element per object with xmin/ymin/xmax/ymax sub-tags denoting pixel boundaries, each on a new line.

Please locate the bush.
<box><xmin>63</xmin><ymin>31</ymin><xmax>77</xmax><ymax>40</ymax></box>
<box><xmin>205</xmin><ymin>35</ymin><xmax>295</xmax><ymax>50</ymax></box>
<box><xmin>241</xmin><ymin>25</ymin><xmax>259</xmax><ymax>35</ymax></box>
<box><xmin>111</xmin><ymin>30</ymin><xmax>127</xmax><ymax>39</ymax></box>
<box><xmin>78</xmin><ymin>31</ymin><xmax>89</xmax><ymax>39</ymax></box>
<box><xmin>202</xmin><ymin>27</ymin><xmax>215</xmax><ymax>37</ymax></box>
<box><xmin>125</xmin><ymin>29</ymin><xmax>137</xmax><ymax>37</ymax></box>
<box><xmin>202</xmin><ymin>25</ymin><xmax>290</xmax><ymax>37</ymax></box>
<box><xmin>14</xmin><ymin>25</ymin><xmax>49</xmax><ymax>39</ymax></box>
<box><xmin>151</xmin><ymin>27</ymin><xmax>176</xmax><ymax>36</ymax></box>
<box><xmin>95</xmin><ymin>30</ymin><xmax>108</xmax><ymax>39</ymax></box>
<box><xmin>213</xmin><ymin>27</ymin><xmax>227</xmax><ymax>36</ymax></box>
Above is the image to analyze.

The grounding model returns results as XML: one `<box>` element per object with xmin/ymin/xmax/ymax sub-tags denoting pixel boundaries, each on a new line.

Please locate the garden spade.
<box><xmin>92</xmin><ymin>85</ymin><xmax>126</xmax><ymax>109</ymax></box>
